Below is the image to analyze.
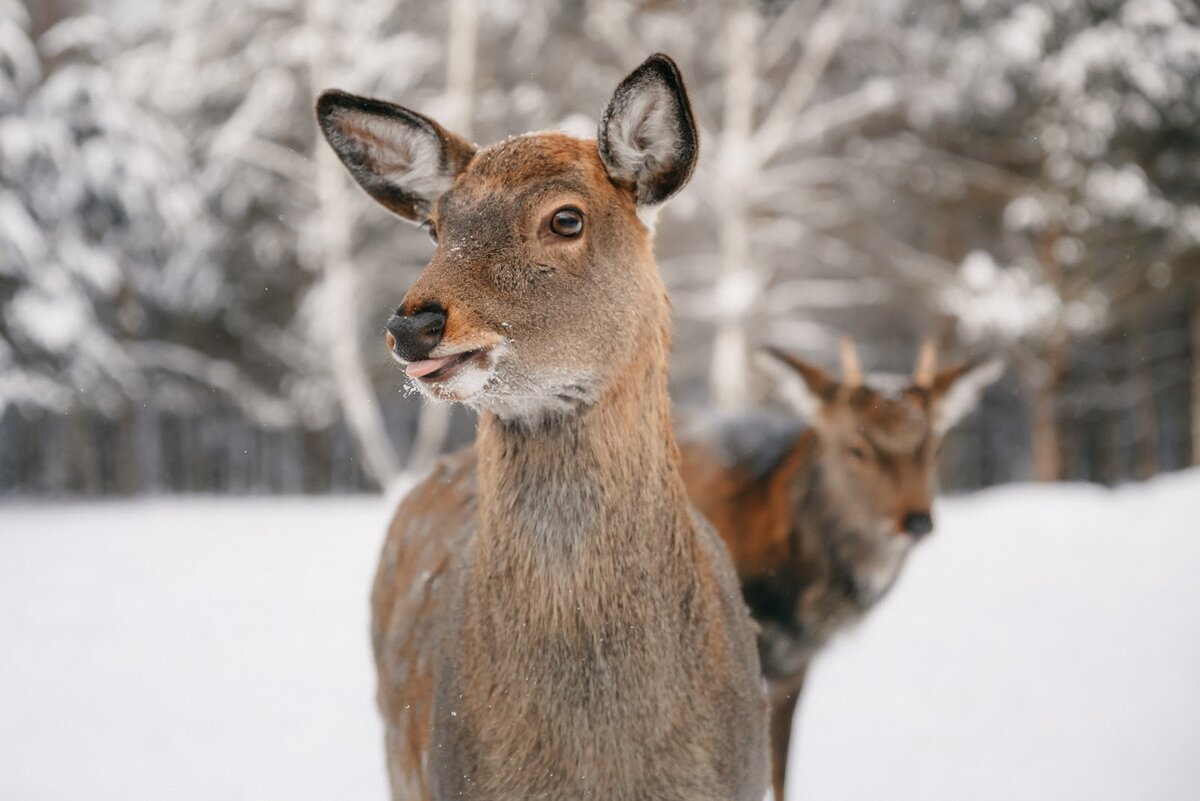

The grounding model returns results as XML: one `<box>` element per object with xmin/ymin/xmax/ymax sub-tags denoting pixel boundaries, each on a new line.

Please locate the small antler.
<box><xmin>839</xmin><ymin>337</ymin><xmax>863</xmax><ymax>387</ymax></box>
<box><xmin>913</xmin><ymin>338</ymin><xmax>937</xmax><ymax>388</ymax></box>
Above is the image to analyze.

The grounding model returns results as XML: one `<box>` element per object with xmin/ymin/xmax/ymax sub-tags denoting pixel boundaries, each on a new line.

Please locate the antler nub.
<box><xmin>913</xmin><ymin>338</ymin><xmax>937</xmax><ymax>388</ymax></box>
<box><xmin>839</xmin><ymin>337</ymin><xmax>863</xmax><ymax>388</ymax></box>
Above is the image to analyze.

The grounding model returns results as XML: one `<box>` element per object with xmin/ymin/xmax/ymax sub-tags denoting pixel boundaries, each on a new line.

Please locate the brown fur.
<box><xmin>678</xmin><ymin>350</ymin><xmax>996</xmax><ymax>800</ymax></box>
<box><xmin>329</xmin><ymin>56</ymin><xmax>769</xmax><ymax>801</ymax></box>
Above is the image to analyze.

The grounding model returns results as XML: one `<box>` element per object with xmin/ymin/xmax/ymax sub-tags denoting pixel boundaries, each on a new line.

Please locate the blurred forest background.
<box><xmin>1</xmin><ymin>0</ymin><xmax>1198</xmax><ymax>495</ymax></box>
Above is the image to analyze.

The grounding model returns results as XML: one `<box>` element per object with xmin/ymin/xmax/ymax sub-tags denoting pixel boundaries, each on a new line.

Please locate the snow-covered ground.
<box><xmin>2</xmin><ymin>472</ymin><xmax>1198</xmax><ymax>801</ymax></box>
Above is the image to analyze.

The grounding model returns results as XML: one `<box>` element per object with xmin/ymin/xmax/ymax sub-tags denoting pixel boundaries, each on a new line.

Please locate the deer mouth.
<box><xmin>406</xmin><ymin>348</ymin><xmax>487</xmax><ymax>382</ymax></box>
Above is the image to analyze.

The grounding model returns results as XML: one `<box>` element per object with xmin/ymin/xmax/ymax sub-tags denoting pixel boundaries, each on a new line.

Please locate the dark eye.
<box><xmin>846</xmin><ymin>444</ymin><xmax>868</xmax><ymax>463</ymax></box>
<box><xmin>423</xmin><ymin>221</ymin><xmax>438</xmax><ymax>246</ymax></box>
<box><xmin>549</xmin><ymin>208</ymin><xmax>584</xmax><ymax>238</ymax></box>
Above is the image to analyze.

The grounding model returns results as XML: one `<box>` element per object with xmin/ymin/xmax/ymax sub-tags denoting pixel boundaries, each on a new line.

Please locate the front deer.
<box><xmin>679</xmin><ymin>339</ymin><xmax>1002</xmax><ymax>801</ymax></box>
<box><xmin>317</xmin><ymin>55</ymin><xmax>767</xmax><ymax>801</ymax></box>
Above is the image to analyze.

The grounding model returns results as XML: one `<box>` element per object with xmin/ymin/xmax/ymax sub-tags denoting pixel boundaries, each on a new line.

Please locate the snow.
<box><xmin>0</xmin><ymin>498</ymin><xmax>392</xmax><ymax>801</ymax></box>
<box><xmin>939</xmin><ymin>250</ymin><xmax>1077</xmax><ymax>345</ymax></box>
<box><xmin>2</xmin><ymin>472</ymin><xmax>1199</xmax><ymax>801</ymax></box>
<box><xmin>791</xmin><ymin>470</ymin><xmax>1200</xmax><ymax>801</ymax></box>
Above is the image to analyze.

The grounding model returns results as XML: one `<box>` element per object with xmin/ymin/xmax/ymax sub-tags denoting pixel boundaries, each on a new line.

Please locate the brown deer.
<box><xmin>678</xmin><ymin>339</ymin><xmax>1002</xmax><ymax>801</ymax></box>
<box><xmin>316</xmin><ymin>55</ymin><xmax>768</xmax><ymax>801</ymax></box>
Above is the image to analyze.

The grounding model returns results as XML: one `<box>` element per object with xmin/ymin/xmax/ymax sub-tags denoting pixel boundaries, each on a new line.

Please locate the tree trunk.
<box><xmin>1191</xmin><ymin>283</ymin><xmax>1200</xmax><ymax>466</ymax></box>
<box><xmin>709</xmin><ymin>7</ymin><xmax>759</xmax><ymax>411</ymax></box>
<box><xmin>404</xmin><ymin>0</ymin><xmax>478</xmax><ymax>473</ymax></box>
<box><xmin>115</xmin><ymin>403</ymin><xmax>139</xmax><ymax>495</ymax></box>
<box><xmin>1133</xmin><ymin>331</ymin><xmax>1159</xmax><ymax>481</ymax></box>
<box><xmin>66</xmin><ymin>406</ymin><xmax>101</xmax><ymax>495</ymax></box>
<box><xmin>1029</xmin><ymin>341</ymin><xmax>1066</xmax><ymax>482</ymax></box>
<box><xmin>1103</xmin><ymin>339</ymin><xmax>1121</xmax><ymax>485</ymax></box>
<box><xmin>1030</xmin><ymin>229</ymin><xmax>1067</xmax><ymax>482</ymax></box>
<box><xmin>307</xmin><ymin>0</ymin><xmax>401</xmax><ymax>487</ymax></box>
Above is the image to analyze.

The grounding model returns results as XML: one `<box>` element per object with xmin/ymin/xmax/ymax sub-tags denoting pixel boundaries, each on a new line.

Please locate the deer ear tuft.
<box><xmin>315</xmin><ymin>90</ymin><xmax>475</xmax><ymax>222</ymax></box>
<box><xmin>756</xmin><ymin>347</ymin><xmax>836</xmax><ymax>421</ymax></box>
<box><xmin>598</xmin><ymin>53</ymin><xmax>699</xmax><ymax>209</ymax></box>
<box><xmin>931</xmin><ymin>359</ymin><xmax>1004</xmax><ymax>434</ymax></box>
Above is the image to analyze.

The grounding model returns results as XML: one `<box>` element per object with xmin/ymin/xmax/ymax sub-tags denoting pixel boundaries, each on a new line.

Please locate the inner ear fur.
<box><xmin>315</xmin><ymin>89</ymin><xmax>475</xmax><ymax>222</ymax></box>
<box><xmin>598</xmin><ymin>53</ymin><xmax>699</xmax><ymax>207</ymax></box>
<box><xmin>929</xmin><ymin>359</ymin><xmax>1004</xmax><ymax>434</ymax></box>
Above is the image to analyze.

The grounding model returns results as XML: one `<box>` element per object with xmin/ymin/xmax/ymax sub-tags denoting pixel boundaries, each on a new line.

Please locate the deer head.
<box><xmin>315</xmin><ymin>54</ymin><xmax>698</xmax><ymax>428</ymax></box>
<box><xmin>760</xmin><ymin>339</ymin><xmax>1002</xmax><ymax>540</ymax></box>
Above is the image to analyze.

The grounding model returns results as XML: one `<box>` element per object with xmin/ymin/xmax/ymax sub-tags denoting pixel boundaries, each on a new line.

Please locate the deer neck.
<box><xmin>797</xmin><ymin>445</ymin><xmax>911</xmax><ymax>607</ymax></box>
<box><xmin>473</xmin><ymin>320</ymin><xmax>688</xmax><ymax>571</ymax></box>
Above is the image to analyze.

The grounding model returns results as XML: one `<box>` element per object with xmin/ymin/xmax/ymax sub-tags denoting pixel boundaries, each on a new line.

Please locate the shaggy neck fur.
<box><xmin>450</xmin><ymin>298</ymin><xmax>718</xmax><ymax>795</ymax></box>
<box><xmin>472</xmin><ymin>305</ymin><xmax>690</xmax><ymax>612</ymax></box>
<box><xmin>746</xmin><ymin>433</ymin><xmax>911</xmax><ymax>676</ymax></box>
<box><xmin>798</xmin><ymin>441</ymin><xmax>910</xmax><ymax>609</ymax></box>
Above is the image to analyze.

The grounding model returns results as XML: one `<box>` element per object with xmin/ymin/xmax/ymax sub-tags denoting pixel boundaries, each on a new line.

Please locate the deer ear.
<box><xmin>756</xmin><ymin>347</ymin><xmax>837</xmax><ymax>421</ymax></box>
<box><xmin>930</xmin><ymin>359</ymin><xmax>1004</xmax><ymax>434</ymax></box>
<box><xmin>316</xmin><ymin>90</ymin><xmax>475</xmax><ymax>222</ymax></box>
<box><xmin>598</xmin><ymin>53</ymin><xmax>699</xmax><ymax>209</ymax></box>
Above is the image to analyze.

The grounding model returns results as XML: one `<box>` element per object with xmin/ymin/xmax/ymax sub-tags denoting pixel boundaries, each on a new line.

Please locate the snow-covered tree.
<box><xmin>0</xmin><ymin>4</ymin><xmax>246</xmax><ymax>422</ymax></box>
<box><xmin>109</xmin><ymin>0</ymin><xmax>462</xmax><ymax>486</ymax></box>
<box><xmin>884</xmin><ymin>0</ymin><xmax>1200</xmax><ymax>478</ymax></box>
<box><xmin>3</xmin><ymin>0</ymin><xmax>1197</xmax><ymax>492</ymax></box>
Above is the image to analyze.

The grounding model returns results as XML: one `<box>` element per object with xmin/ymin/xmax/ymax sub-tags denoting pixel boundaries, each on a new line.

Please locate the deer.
<box><xmin>678</xmin><ymin>338</ymin><xmax>1002</xmax><ymax>801</ymax></box>
<box><xmin>315</xmin><ymin>54</ymin><xmax>768</xmax><ymax>801</ymax></box>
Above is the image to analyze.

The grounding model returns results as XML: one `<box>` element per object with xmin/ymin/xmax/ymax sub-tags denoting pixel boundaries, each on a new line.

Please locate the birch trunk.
<box><xmin>307</xmin><ymin>0</ymin><xmax>401</xmax><ymax>487</ymax></box>
<box><xmin>404</xmin><ymin>0</ymin><xmax>479</xmax><ymax>472</ymax></box>
<box><xmin>709</xmin><ymin>7</ymin><xmax>759</xmax><ymax>411</ymax></box>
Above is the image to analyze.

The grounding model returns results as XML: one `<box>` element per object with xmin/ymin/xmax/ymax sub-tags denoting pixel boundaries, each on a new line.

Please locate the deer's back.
<box><xmin>680</xmin><ymin>414</ymin><xmax>897</xmax><ymax>682</ymax></box>
<box><xmin>372</xmin><ymin>448</ymin><xmax>478</xmax><ymax>800</ymax></box>
<box><xmin>678</xmin><ymin>412</ymin><xmax>811</xmax><ymax>584</ymax></box>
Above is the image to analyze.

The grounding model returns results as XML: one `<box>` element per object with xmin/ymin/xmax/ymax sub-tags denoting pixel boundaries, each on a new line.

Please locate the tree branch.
<box><xmin>753</xmin><ymin>0</ymin><xmax>862</xmax><ymax>163</ymax></box>
<box><xmin>127</xmin><ymin>341</ymin><xmax>297</xmax><ymax>427</ymax></box>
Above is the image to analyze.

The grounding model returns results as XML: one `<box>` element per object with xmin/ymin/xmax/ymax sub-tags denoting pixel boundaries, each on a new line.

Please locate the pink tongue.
<box><xmin>406</xmin><ymin>356</ymin><xmax>452</xmax><ymax>378</ymax></box>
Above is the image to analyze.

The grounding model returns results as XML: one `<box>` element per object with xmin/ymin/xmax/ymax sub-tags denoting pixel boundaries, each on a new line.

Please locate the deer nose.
<box><xmin>387</xmin><ymin>307</ymin><xmax>446</xmax><ymax>362</ymax></box>
<box><xmin>901</xmin><ymin>511</ymin><xmax>933</xmax><ymax>538</ymax></box>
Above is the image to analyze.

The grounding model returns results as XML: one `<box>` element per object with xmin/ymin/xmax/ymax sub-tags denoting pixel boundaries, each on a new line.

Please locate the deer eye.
<box><xmin>845</xmin><ymin>444</ymin><xmax>869</xmax><ymax>463</ymax></box>
<box><xmin>549</xmin><ymin>207</ymin><xmax>584</xmax><ymax>238</ymax></box>
<box><xmin>423</xmin><ymin>221</ymin><xmax>438</xmax><ymax>246</ymax></box>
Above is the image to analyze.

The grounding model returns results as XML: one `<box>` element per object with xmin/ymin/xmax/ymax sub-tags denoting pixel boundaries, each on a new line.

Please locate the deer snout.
<box><xmin>387</xmin><ymin>306</ymin><xmax>446</xmax><ymax>362</ymax></box>
<box><xmin>901</xmin><ymin>511</ymin><xmax>933</xmax><ymax>538</ymax></box>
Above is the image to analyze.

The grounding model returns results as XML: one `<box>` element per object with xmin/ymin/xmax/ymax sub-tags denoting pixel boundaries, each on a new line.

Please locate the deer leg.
<box><xmin>768</xmin><ymin>670</ymin><xmax>807</xmax><ymax>801</ymax></box>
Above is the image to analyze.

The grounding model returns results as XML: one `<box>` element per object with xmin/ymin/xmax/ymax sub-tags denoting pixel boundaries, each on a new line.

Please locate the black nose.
<box><xmin>387</xmin><ymin>307</ymin><xmax>446</xmax><ymax>362</ymax></box>
<box><xmin>902</xmin><ymin>511</ymin><xmax>933</xmax><ymax>538</ymax></box>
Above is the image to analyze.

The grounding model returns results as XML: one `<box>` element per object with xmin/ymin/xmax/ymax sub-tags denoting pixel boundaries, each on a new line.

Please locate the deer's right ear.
<box><xmin>929</xmin><ymin>359</ymin><xmax>1004</xmax><ymax>434</ymax></box>
<box><xmin>598</xmin><ymin>53</ymin><xmax>699</xmax><ymax>208</ymax></box>
<box><xmin>315</xmin><ymin>90</ymin><xmax>475</xmax><ymax>223</ymax></box>
<box><xmin>756</xmin><ymin>347</ymin><xmax>837</xmax><ymax>420</ymax></box>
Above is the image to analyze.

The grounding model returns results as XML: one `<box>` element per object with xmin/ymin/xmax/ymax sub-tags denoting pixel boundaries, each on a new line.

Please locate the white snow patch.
<box><xmin>789</xmin><ymin>470</ymin><xmax>1200</xmax><ymax>801</ymax></box>
<box><xmin>0</xmin><ymin>496</ymin><xmax>395</xmax><ymax>801</ymax></box>
<box><xmin>2</xmin><ymin>471</ymin><xmax>1200</xmax><ymax>801</ymax></box>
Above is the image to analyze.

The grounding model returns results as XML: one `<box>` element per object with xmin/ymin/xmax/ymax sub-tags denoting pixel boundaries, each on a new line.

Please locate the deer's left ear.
<box><xmin>598</xmin><ymin>53</ymin><xmax>699</xmax><ymax>209</ymax></box>
<box><xmin>930</xmin><ymin>360</ymin><xmax>1004</xmax><ymax>434</ymax></box>
<box><xmin>316</xmin><ymin>90</ymin><xmax>475</xmax><ymax>222</ymax></box>
<box><xmin>756</xmin><ymin>346</ymin><xmax>837</xmax><ymax>421</ymax></box>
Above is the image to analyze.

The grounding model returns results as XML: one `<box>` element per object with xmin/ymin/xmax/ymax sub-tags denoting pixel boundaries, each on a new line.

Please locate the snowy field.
<box><xmin>2</xmin><ymin>472</ymin><xmax>1199</xmax><ymax>801</ymax></box>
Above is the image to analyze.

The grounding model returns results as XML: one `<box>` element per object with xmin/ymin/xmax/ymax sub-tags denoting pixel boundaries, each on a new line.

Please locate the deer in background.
<box><xmin>679</xmin><ymin>339</ymin><xmax>1002</xmax><ymax>801</ymax></box>
<box><xmin>316</xmin><ymin>55</ymin><xmax>767</xmax><ymax>801</ymax></box>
